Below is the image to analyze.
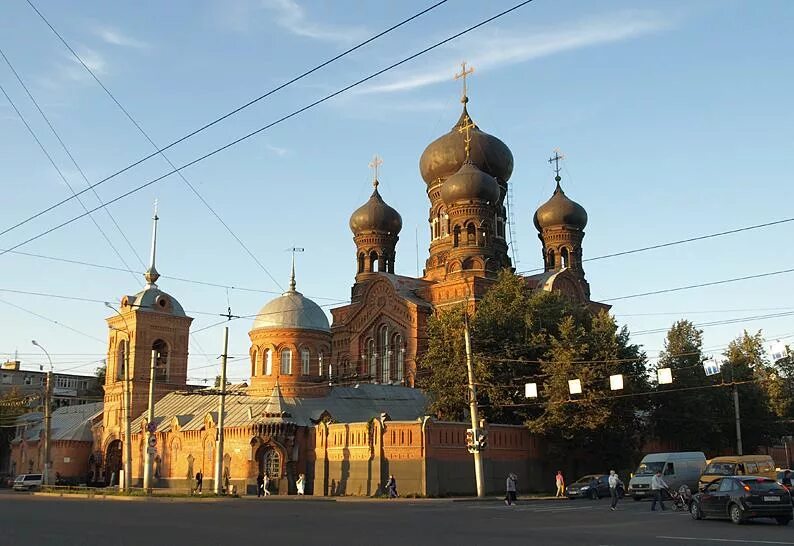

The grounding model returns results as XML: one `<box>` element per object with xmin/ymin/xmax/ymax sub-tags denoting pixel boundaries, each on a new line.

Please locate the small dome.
<box><xmin>419</xmin><ymin>105</ymin><xmax>513</xmax><ymax>185</ymax></box>
<box><xmin>123</xmin><ymin>287</ymin><xmax>186</xmax><ymax>317</ymax></box>
<box><xmin>252</xmin><ymin>290</ymin><xmax>330</xmax><ymax>332</ymax></box>
<box><xmin>440</xmin><ymin>160</ymin><xmax>500</xmax><ymax>205</ymax></box>
<box><xmin>533</xmin><ymin>178</ymin><xmax>588</xmax><ymax>231</ymax></box>
<box><xmin>349</xmin><ymin>184</ymin><xmax>402</xmax><ymax>235</ymax></box>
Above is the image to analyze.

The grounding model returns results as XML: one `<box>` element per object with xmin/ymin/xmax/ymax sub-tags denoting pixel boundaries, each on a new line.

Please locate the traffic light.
<box><xmin>477</xmin><ymin>430</ymin><xmax>488</xmax><ymax>450</ymax></box>
<box><xmin>465</xmin><ymin>428</ymin><xmax>475</xmax><ymax>449</ymax></box>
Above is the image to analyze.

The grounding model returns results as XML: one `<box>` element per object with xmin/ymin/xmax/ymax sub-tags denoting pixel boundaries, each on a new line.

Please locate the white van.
<box><xmin>627</xmin><ymin>452</ymin><xmax>706</xmax><ymax>500</ymax></box>
<box><xmin>13</xmin><ymin>474</ymin><xmax>43</xmax><ymax>491</ymax></box>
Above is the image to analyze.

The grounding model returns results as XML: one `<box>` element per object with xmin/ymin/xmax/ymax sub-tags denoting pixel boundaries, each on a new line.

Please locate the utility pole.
<box><xmin>733</xmin><ymin>383</ymin><xmax>743</xmax><ymax>456</ymax></box>
<box><xmin>31</xmin><ymin>340</ymin><xmax>53</xmax><ymax>486</ymax></box>
<box><xmin>463</xmin><ymin>311</ymin><xmax>485</xmax><ymax>498</ymax></box>
<box><xmin>143</xmin><ymin>349</ymin><xmax>157</xmax><ymax>494</ymax></box>
<box><xmin>123</xmin><ymin>342</ymin><xmax>132</xmax><ymax>493</ymax></box>
<box><xmin>214</xmin><ymin>326</ymin><xmax>229</xmax><ymax>495</ymax></box>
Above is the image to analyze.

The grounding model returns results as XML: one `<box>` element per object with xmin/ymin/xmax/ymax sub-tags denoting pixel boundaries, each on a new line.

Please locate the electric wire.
<box><xmin>8</xmin><ymin>0</ymin><xmax>453</xmax><ymax>238</ymax></box>
<box><xmin>0</xmin><ymin>0</ymin><xmax>537</xmax><ymax>255</ymax></box>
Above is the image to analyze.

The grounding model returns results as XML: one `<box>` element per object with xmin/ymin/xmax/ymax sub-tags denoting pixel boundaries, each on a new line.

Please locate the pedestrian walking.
<box><xmin>608</xmin><ymin>470</ymin><xmax>623</xmax><ymax>511</ymax></box>
<box><xmin>256</xmin><ymin>472</ymin><xmax>265</xmax><ymax>498</ymax></box>
<box><xmin>195</xmin><ymin>470</ymin><xmax>203</xmax><ymax>494</ymax></box>
<box><xmin>296</xmin><ymin>473</ymin><xmax>305</xmax><ymax>495</ymax></box>
<box><xmin>505</xmin><ymin>473</ymin><xmax>518</xmax><ymax>506</ymax></box>
<box><xmin>555</xmin><ymin>470</ymin><xmax>565</xmax><ymax>498</ymax></box>
<box><xmin>386</xmin><ymin>475</ymin><xmax>398</xmax><ymax>498</ymax></box>
<box><xmin>650</xmin><ymin>470</ymin><xmax>668</xmax><ymax>511</ymax></box>
<box><xmin>263</xmin><ymin>472</ymin><xmax>271</xmax><ymax>496</ymax></box>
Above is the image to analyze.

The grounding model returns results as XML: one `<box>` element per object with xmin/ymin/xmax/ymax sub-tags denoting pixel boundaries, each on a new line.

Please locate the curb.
<box><xmin>32</xmin><ymin>492</ymin><xmax>233</xmax><ymax>502</ymax></box>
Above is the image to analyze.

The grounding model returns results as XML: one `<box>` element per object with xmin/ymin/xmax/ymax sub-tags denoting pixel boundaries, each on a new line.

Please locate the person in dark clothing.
<box><xmin>386</xmin><ymin>475</ymin><xmax>398</xmax><ymax>498</ymax></box>
<box><xmin>195</xmin><ymin>470</ymin><xmax>203</xmax><ymax>494</ymax></box>
<box><xmin>256</xmin><ymin>472</ymin><xmax>265</xmax><ymax>498</ymax></box>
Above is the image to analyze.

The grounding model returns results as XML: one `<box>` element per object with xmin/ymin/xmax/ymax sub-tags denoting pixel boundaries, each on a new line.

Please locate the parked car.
<box><xmin>690</xmin><ymin>476</ymin><xmax>792</xmax><ymax>525</ymax></box>
<box><xmin>12</xmin><ymin>474</ymin><xmax>43</xmax><ymax>491</ymax></box>
<box><xmin>566</xmin><ymin>474</ymin><xmax>610</xmax><ymax>499</ymax></box>
<box><xmin>628</xmin><ymin>452</ymin><xmax>706</xmax><ymax>501</ymax></box>
<box><xmin>698</xmin><ymin>455</ymin><xmax>776</xmax><ymax>491</ymax></box>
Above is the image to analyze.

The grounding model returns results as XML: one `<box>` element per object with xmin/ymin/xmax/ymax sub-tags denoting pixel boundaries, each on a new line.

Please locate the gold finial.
<box><xmin>454</xmin><ymin>61</ymin><xmax>474</xmax><ymax>103</ymax></box>
<box><xmin>457</xmin><ymin>115</ymin><xmax>476</xmax><ymax>159</ymax></box>
<box><xmin>548</xmin><ymin>149</ymin><xmax>565</xmax><ymax>184</ymax></box>
<box><xmin>285</xmin><ymin>247</ymin><xmax>304</xmax><ymax>293</ymax></box>
<box><xmin>369</xmin><ymin>154</ymin><xmax>383</xmax><ymax>188</ymax></box>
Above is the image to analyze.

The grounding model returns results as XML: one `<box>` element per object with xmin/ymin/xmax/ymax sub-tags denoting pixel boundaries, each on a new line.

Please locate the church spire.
<box><xmin>286</xmin><ymin>247</ymin><xmax>304</xmax><ymax>293</ymax></box>
<box><xmin>144</xmin><ymin>200</ymin><xmax>160</xmax><ymax>287</ymax></box>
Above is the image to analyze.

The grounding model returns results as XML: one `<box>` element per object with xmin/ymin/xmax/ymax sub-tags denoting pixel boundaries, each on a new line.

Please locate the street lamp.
<box><xmin>31</xmin><ymin>340</ymin><xmax>53</xmax><ymax>486</ymax></box>
<box><xmin>105</xmin><ymin>302</ymin><xmax>133</xmax><ymax>493</ymax></box>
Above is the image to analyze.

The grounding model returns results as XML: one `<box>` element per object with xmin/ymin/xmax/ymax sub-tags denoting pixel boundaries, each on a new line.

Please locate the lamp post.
<box><xmin>105</xmin><ymin>302</ymin><xmax>132</xmax><ymax>493</ymax></box>
<box><xmin>31</xmin><ymin>340</ymin><xmax>53</xmax><ymax>486</ymax></box>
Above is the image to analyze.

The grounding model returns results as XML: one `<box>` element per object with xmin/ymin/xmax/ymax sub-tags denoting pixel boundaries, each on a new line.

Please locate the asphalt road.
<box><xmin>2</xmin><ymin>492</ymin><xmax>793</xmax><ymax>546</ymax></box>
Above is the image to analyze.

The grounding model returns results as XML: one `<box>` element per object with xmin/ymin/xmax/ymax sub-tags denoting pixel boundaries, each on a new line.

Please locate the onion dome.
<box><xmin>419</xmin><ymin>102</ymin><xmax>514</xmax><ymax>185</ymax></box>
<box><xmin>533</xmin><ymin>176</ymin><xmax>588</xmax><ymax>231</ymax></box>
<box><xmin>349</xmin><ymin>181</ymin><xmax>403</xmax><ymax>235</ymax></box>
<box><xmin>440</xmin><ymin>159</ymin><xmax>501</xmax><ymax>205</ymax></box>
<box><xmin>251</xmin><ymin>271</ymin><xmax>330</xmax><ymax>333</ymax></box>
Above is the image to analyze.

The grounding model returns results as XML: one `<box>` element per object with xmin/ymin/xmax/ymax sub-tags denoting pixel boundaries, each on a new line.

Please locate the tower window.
<box><xmin>367</xmin><ymin>338</ymin><xmax>376</xmax><ymax>378</ymax></box>
<box><xmin>369</xmin><ymin>251</ymin><xmax>378</xmax><ymax>273</ymax></box>
<box><xmin>301</xmin><ymin>348</ymin><xmax>310</xmax><ymax>376</ymax></box>
<box><xmin>117</xmin><ymin>339</ymin><xmax>128</xmax><ymax>381</ymax></box>
<box><xmin>548</xmin><ymin>249</ymin><xmax>556</xmax><ymax>270</ymax></box>
<box><xmin>466</xmin><ymin>224</ymin><xmax>476</xmax><ymax>245</ymax></box>
<box><xmin>264</xmin><ymin>349</ymin><xmax>272</xmax><ymax>375</ymax></box>
<box><xmin>357</xmin><ymin>252</ymin><xmax>365</xmax><ymax>274</ymax></box>
<box><xmin>152</xmin><ymin>339</ymin><xmax>169</xmax><ymax>381</ymax></box>
<box><xmin>280</xmin><ymin>348</ymin><xmax>292</xmax><ymax>375</ymax></box>
<box><xmin>318</xmin><ymin>352</ymin><xmax>324</xmax><ymax>377</ymax></box>
<box><xmin>380</xmin><ymin>325</ymin><xmax>390</xmax><ymax>383</ymax></box>
<box><xmin>251</xmin><ymin>349</ymin><xmax>258</xmax><ymax>377</ymax></box>
<box><xmin>453</xmin><ymin>225</ymin><xmax>461</xmax><ymax>247</ymax></box>
<box><xmin>561</xmin><ymin>247</ymin><xmax>570</xmax><ymax>268</ymax></box>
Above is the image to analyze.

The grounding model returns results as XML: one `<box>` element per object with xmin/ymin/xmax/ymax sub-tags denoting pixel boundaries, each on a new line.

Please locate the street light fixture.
<box><xmin>31</xmin><ymin>340</ymin><xmax>53</xmax><ymax>486</ymax></box>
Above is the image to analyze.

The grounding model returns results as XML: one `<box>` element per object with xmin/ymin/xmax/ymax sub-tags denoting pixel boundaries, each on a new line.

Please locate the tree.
<box><xmin>95</xmin><ymin>363</ymin><xmax>107</xmax><ymax>386</ymax></box>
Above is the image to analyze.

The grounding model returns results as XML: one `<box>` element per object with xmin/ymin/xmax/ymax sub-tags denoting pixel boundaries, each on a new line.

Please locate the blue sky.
<box><xmin>0</xmin><ymin>0</ymin><xmax>792</xmax><ymax>384</ymax></box>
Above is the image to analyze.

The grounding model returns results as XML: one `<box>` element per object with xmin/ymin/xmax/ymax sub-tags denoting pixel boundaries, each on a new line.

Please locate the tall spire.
<box><xmin>144</xmin><ymin>200</ymin><xmax>160</xmax><ymax>287</ymax></box>
<box><xmin>286</xmin><ymin>247</ymin><xmax>304</xmax><ymax>293</ymax></box>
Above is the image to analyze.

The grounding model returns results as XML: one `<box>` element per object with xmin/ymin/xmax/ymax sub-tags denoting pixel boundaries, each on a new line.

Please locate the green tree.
<box><xmin>95</xmin><ymin>363</ymin><xmax>107</xmax><ymax>386</ymax></box>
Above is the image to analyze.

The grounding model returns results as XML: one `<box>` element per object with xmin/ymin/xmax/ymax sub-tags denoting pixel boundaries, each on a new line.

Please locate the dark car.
<box><xmin>690</xmin><ymin>476</ymin><xmax>792</xmax><ymax>525</ymax></box>
<box><xmin>565</xmin><ymin>474</ymin><xmax>610</xmax><ymax>500</ymax></box>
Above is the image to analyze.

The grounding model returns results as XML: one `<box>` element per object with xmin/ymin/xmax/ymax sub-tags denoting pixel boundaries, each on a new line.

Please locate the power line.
<box><xmin>8</xmin><ymin>0</ymin><xmax>452</xmax><ymax>239</ymax></box>
<box><xmin>0</xmin><ymin>82</ymin><xmax>139</xmax><ymax>283</ymax></box>
<box><xmin>0</xmin><ymin>46</ymin><xmax>146</xmax><ymax>271</ymax></box>
<box><xmin>1</xmin><ymin>0</ymin><xmax>537</xmax><ymax>254</ymax></box>
<box><xmin>519</xmin><ymin>216</ymin><xmax>794</xmax><ymax>275</ymax></box>
<box><xmin>0</xmin><ymin>297</ymin><xmax>105</xmax><ymax>344</ymax></box>
<box><xmin>631</xmin><ymin>310</ymin><xmax>794</xmax><ymax>336</ymax></box>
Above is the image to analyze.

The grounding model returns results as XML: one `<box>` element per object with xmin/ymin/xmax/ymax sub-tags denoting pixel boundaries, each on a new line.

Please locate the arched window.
<box><xmin>357</xmin><ymin>252</ymin><xmax>365</xmax><ymax>274</ymax></box>
<box><xmin>547</xmin><ymin>249</ymin><xmax>556</xmax><ymax>270</ymax></box>
<box><xmin>318</xmin><ymin>352</ymin><xmax>324</xmax><ymax>377</ymax></box>
<box><xmin>380</xmin><ymin>325</ymin><xmax>390</xmax><ymax>383</ymax></box>
<box><xmin>280</xmin><ymin>348</ymin><xmax>292</xmax><ymax>375</ymax></box>
<box><xmin>301</xmin><ymin>348</ymin><xmax>310</xmax><ymax>375</ymax></box>
<box><xmin>431</xmin><ymin>217</ymin><xmax>438</xmax><ymax>240</ymax></box>
<box><xmin>367</xmin><ymin>339</ymin><xmax>376</xmax><ymax>378</ymax></box>
<box><xmin>264</xmin><ymin>447</ymin><xmax>281</xmax><ymax>477</ymax></box>
<box><xmin>264</xmin><ymin>349</ymin><xmax>272</xmax><ymax>376</ymax></box>
<box><xmin>369</xmin><ymin>251</ymin><xmax>378</xmax><ymax>272</ymax></box>
<box><xmin>392</xmin><ymin>333</ymin><xmax>403</xmax><ymax>382</ymax></box>
<box><xmin>453</xmin><ymin>225</ymin><xmax>461</xmax><ymax>247</ymax></box>
<box><xmin>561</xmin><ymin>247</ymin><xmax>570</xmax><ymax>268</ymax></box>
<box><xmin>466</xmin><ymin>224</ymin><xmax>476</xmax><ymax>245</ymax></box>
<box><xmin>116</xmin><ymin>339</ymin><xmax>127</xmax><ymax>381</ymax></box>
<box><xmin>152</xmin><ymin>339</ymin><xmax>169</xmax><ymax>381</ymax></box>
<box><xmin>251</xmin><ymin>349</ymin><xmax>258</xmax><ymax>377</ymax></box>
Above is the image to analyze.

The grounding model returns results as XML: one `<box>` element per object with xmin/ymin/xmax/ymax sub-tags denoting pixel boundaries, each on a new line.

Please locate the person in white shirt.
<box><xmin>608</xmin><ymin>470</ymin><xmax>623</xmax><ymax>511</ymax></box>
<box><xmin>650</xmin><ymin>470</ymin><xmax>669</xmax><ymax>511</ymax></box>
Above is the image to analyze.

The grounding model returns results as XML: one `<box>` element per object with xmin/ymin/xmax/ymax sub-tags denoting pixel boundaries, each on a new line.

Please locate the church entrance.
<box><xmin>105</xmin><ymin>440</ymin><xmax>122</xmax><ymax>486</ymax></box>
<box><xmin>255</xmin><ymin>445</ymin><xmax>282</xmax><ymax>494</ymax></box>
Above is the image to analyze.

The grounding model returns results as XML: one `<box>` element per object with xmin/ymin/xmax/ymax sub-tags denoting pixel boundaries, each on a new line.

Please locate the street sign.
<box><xmin>147</xmin><ymin>446</ymin><xmax>156</xmax><ymax>455</ymax></box>
<box><xmin>147</xmin><ymin>422</ymin><xmax>156</xmax><ymax>433</ymax></box>
<box><xmin>147</xmin><ymin>436</ymin><xmax>157</xmax><ymax>448</ymax></box>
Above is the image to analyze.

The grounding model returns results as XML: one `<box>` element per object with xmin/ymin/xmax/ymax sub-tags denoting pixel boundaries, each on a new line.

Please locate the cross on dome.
<box><xmin>548</xmin><ymin>149</ymin><xmax>565</xmax><ymax>183</ymax></box>
<box><xmin>457</xmin><ymin>114</ymin><xmax>476</xmax><ymax>159</ymax></box>
<box><xmin>369</xmin><ymin>154</ymin><xmax>383</xmax><ymax>188</ymax></box>
<box><xmin>454</xmin><ymin>61</ymin><xmax>474</xmax><ymax>103</ymax></box>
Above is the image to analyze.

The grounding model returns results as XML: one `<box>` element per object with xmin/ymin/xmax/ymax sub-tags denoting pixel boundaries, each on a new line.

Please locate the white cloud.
<box><xmin>358</xmin><ymin>10</ymin><xmax>672</xmax><ymax>95</ymax></box>
<box><xmin>57</xmin><ymin>46</ymin><xmax>107</xmax><ymax>82</ymax></box>
<box><xmin>94</xmin><ymin>27</ymin><xmax>150</xmax><ymax>49</ymax></box>
<box><xmin>265</xmin><ymin>143</ymin><xmax>289</xmax><ymax>157</ymax></box>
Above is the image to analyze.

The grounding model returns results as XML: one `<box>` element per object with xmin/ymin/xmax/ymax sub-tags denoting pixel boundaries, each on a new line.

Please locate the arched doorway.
<box><xmin>105</xmin><ymin>440</ymin><xmax>122</xmax><ymax>486</ymax></box>
<box><xmin>255</xmin><ymin>444</ymin><xmax>283</xmax><ymax>494</ymax></box>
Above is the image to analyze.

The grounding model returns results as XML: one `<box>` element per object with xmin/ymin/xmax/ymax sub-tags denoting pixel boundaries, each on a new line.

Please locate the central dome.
<box><xmin>252</xmin><ymin>290</ymin><xmax>330</xmax><ymax>332</ymax></box>
<box><xmin>440</xmin><ymin>160</ymin><xmax>500</xmax><ymax>205</ymax></box>
<box><xmin>419</xmin><ymin>104</ymin><xmax>513</xmax><ymax>185</ymax></box>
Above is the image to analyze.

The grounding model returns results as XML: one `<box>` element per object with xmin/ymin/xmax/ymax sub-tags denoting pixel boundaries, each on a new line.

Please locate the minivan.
<box><xmin>628</xmin><ymin>452</ymin><xmax>707</xmax><ymax>500</ymax></box>
<box><xmin>12</xmin><ymin>474</ymin><xmax>43</xmax><ymax>491</ymax></box>
<box><xmin>698</xmin><ymin>455</ymin><xmax>776</xmax><ymax>490</ymax></box>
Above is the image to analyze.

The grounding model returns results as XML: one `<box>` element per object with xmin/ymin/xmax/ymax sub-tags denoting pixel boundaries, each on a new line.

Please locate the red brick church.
<box><xmin>11</xmin><ymin>78</ymin><xmax>603</xmax><ymax>496</ymax></box>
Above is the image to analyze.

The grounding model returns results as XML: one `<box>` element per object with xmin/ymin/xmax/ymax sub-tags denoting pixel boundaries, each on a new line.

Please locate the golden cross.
<box><xmin>369</xmin><ymin>154</ymin><xmax>383</xmax><ymax>187</ymax></box>
<box><xmin>457</xmin><ymin>114</ymin><xmax>476</xmax><ymax>158</ymax></box>
<box><xmin>548</xmin><ymin>149</ymin><xmax>565</xmax><ymax>177</ymax></box>
<box><xmin>454</xmin><ymin>61</ymin><xmax>474</xmax><ymax>101</ymax></box>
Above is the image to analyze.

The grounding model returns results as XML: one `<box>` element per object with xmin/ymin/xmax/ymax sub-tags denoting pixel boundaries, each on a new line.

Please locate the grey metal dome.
<box><xmin>252</xmin><ymin>288</ymin><xmax>330</xmax><ymax>332</ymax></box>
<box><xmin>125</xmin><ymin>287</ymin><xmax>187</xmax><ymax>317</ymax></box>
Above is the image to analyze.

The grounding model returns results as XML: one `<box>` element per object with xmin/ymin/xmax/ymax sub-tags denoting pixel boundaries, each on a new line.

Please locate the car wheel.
<box><xmin>690</xmin><ymin>501</ymin><xmax>702</xmax><ymax>520</ymax></box>
<box><xmin>729</xmin><ymin>503</ymin><xmax>744</xmax><ymax>525</ymax></box>
<box><xmin>775</xmin><ymin>517</ymin><xmax>791</xmax><ymax>526</ymax></box>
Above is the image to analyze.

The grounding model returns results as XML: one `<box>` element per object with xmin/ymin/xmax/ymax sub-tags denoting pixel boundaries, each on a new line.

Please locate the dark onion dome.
<box><xmin>349</xmin><ymin>182</ymin><xmax>403</xmax><ymax>235</ymax></box>
<box><xmin>440</xmin><ymin>159</ymin><xmax>501</xmax><ymax>205</ymax></box>
<box><xmin>533</xmin><ymin>177</ymin><xmax>588</xmax><ymax>231</ymax></box>
<box><xmin>419</xmin><ymin>103</ymin><xmax>514</xmax><ymax>185</ymax></box>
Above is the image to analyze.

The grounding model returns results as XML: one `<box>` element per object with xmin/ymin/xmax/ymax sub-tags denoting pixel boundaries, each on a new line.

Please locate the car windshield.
<box><xmin>703</xmin><ymin>462</ymin><xmax>736</xmax><ymax>476</ymax></box>
<box><xmin>635</xmin><ymin>462</ymin><xmax>665</xmax><ymax>476</ymax></box>
<box><xmin>741</xmin><ymin>479</ymin><xmax>786</xmax><ymax>493</ymax></box>
<box><xmin>573</xmin><ymin>476</ymin><xmax>598</xmax><ymax>485</ymax></box>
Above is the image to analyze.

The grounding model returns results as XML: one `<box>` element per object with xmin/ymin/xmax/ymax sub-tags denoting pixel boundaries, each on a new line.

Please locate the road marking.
<box><xmin>657</xmin><ymin>536</ymin><xmax>794</xmax><ymax>545</ymax></box>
